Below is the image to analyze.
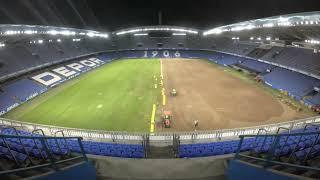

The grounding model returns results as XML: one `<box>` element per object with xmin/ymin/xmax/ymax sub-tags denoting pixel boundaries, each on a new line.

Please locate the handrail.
<box><xmin>237</xmin><ymin>154</ymin><xmax>320</xmax><ymax>172</ymax></box>
<box><xmin>276</xmin><ymin>127</ymin><xmax>290</xmax><ymax>134</ymax></box>
<box><xmin>0</xmin><ymin>134</ymin><xmax>83</xmax><ymax>140</ymax></box>
<box><xmin>239</xmin><ymin>131</ymin><xmax>320</xmax><ymax>138</ymax></box>
<box><xmin>304</xmin><ymin>123</ymin><xmax>320</xmax><ymax>130</ymax></box>
<box><xmin>1</xmin><ymin>127</ymin><xmax>33</xmax><ymax>165</ymax></box>
<box><xmin>235</xmin><ymin>130</ymin><xmax>320</xmax><ymax>173</ymax></box>
<box><xmin>54</xmin><ymin>130</ymin><xmax>71</xmax><ymax>156</ymax></box>
<box><xmin>32</xmin><ymin>128</ymin><xmax>56</xmax><ymax>158</ymax></box>
<box><xmin>1</xmin><ymin>115</ymin><xmax>320</xmax><ymax>143</ymax></box>
<box><xmin>0</xmin><ymin>133</ymin><xmax>87</xmax><ymax>176</ymax></box>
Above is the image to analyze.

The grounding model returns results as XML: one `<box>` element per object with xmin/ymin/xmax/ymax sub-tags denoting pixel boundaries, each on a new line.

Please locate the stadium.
<box><xmin>0</xmin><ymin>1</ymin><xmax>320</xmax><ymax>179</ymax></box>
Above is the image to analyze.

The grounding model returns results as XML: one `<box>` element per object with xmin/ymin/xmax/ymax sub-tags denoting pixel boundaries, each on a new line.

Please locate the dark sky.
<box><xmin>0</xmin><ymin>0</ymin><xmax>319</xmax><ymax>32</ymax></box>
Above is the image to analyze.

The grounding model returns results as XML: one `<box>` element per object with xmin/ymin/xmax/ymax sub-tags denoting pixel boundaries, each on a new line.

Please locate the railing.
<box><xmin>0</xmin><ymin>133</ymin><xmax>87</xmax><ymax>175</ymax></box>
<box><xmin>1</xmin><ymin>116</ymin><xmax>320</xmax><ymax>144</ymax></box>
<box><xmin>234</xmin><ymin>130</ymin><xmax>320</xmax><ymax>172</ymax></box>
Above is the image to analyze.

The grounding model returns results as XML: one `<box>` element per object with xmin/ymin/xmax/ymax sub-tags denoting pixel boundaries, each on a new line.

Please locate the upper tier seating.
<box><xmin>260</xmin><ymin>47</ymin><xmax>320</xmax><ymax>75</ymax></box>
<box><xmin>213</xmin><ymin>40</ymin><xmax>258</xmax><ymax>56</ymax></box>
<box><xmin>0</xmin><ymin>41</ymin><xmax>109</xmax><ymax>80</ymax></box>
<box><xmin>213</xmin><ymin>40</ymin><xmax>320</xmax><ymax>77</ymax></box>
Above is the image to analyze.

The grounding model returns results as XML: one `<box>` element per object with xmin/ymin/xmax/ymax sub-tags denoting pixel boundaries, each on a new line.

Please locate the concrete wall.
<box><xmin>89</xmin><ymin>154</ymin><xmax>232</xmax><ymax>180</ymax></box>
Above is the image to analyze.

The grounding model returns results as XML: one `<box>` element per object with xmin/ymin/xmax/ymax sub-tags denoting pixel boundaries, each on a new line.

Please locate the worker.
<box><xmin>194</xmin><ymin>120</ymin><xmax>199</xmax><ymax>131</ymax></box>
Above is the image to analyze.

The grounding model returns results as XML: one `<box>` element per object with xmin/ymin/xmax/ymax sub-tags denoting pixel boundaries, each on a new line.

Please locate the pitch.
<box><xmin>3</xmin><ymin>58</ymin><xmax>315</xmax><ymax>132</ymax></box>
<box><xmin>4</xmin><ymin>59</ymin><xmax>160</xmax><ymax>132</ymax></box>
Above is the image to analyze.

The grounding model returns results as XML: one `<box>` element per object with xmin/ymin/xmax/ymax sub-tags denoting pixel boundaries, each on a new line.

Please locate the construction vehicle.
<box><xmin>162</xmin><ymin>110</ymin><xmax>172</xmax><ymax>128</ymax></box>
<box><xmin>170</xmin><ymin>89</ymin><xmax>177</xmax><ymax>96</ymax></box>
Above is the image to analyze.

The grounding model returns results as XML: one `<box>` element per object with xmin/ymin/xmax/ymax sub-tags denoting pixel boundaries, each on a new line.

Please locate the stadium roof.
<box><xmin>204</xmin><ymin>11</ymin><xmax>320</xmax><ymax>36</ymax></box>
<box><xmin>1</xmin><ymin>11</ymin><xmax>320</xmax><ymax>44</ymax></box>
<box><xmin>114</xmin><ymin>26</ymin><xmax>199</xmax><ymax>36</ymax></box>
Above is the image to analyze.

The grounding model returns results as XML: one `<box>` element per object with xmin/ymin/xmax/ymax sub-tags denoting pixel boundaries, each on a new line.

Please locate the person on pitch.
<box><xmin>194</xmin><ymin>120</ymin><xmax>199</xmax><ymax>131</ymax></box>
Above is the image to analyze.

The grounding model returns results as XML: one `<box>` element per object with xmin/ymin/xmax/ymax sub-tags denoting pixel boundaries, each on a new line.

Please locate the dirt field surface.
<box><xmin>159</xmin><ymin>59</ymin><xmax>312</xmax><ymax>132</ymax></box>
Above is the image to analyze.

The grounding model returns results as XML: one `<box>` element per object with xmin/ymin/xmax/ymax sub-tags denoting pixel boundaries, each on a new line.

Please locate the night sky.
<box><xmin>0</xmin><ymin>0</ymin><xmax>319</xmax><ymax>32</ymax></box>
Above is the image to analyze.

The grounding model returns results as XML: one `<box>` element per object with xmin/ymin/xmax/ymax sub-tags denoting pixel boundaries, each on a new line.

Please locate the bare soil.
<box><xmin>159</xmin><ymin>59</ymin><xmax>312</xmax><ymax>132</ymax></box>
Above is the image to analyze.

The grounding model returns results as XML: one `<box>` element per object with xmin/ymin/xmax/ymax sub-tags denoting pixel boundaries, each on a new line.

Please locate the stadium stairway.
<box><xmin>147</xmin><ymin>145</ymin><xmax>176</xmax><ymax>159</ymax></box>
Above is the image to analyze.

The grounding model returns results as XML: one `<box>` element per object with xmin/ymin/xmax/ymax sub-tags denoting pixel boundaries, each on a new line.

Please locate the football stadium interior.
<box><xmin>1</xmin><ymin>1</ymin><xmax>320</xmax><ymax>179</ymax></box>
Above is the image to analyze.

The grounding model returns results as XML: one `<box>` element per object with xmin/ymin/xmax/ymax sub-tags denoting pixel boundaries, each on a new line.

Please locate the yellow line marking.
<box><xmin>150</xmin><ymin>104</ymin><xmax>156</xmax><ymax>133</ymax></box>
<box><xmin>162</xmin><ymin>88</ymin><xmax>166</xmax><ymax>105</ymax></box>
<box><xmin>160</xmin><ymin>60</ymin><xmax>164</xmax><ymax>79</ymax></box>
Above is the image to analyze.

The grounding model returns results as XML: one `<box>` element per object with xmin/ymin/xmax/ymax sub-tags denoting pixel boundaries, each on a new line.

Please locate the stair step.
<box><xmin>148</xmin><ymin>146</ymin><xmax>176</xmax><ymax>159</ymax></box>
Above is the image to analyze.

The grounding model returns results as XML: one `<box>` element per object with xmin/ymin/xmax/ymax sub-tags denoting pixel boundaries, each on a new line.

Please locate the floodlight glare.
<box><xmin>134</xmin><ymin>33</ymin><xmax>148</xmax><ymax>36</ymax></box>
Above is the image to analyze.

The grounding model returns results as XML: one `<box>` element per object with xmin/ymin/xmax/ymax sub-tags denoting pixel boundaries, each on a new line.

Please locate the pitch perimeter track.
<box><xmin>160</xmin><ymin>59</ymin><xmax>314</xmax><ymax>132</ymax></box>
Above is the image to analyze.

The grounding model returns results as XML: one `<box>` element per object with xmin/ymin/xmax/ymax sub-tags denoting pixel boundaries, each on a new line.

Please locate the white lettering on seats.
<box><xmin>31</xmin><ymin>72</ymin><xmax>62</xmax><ymax>86</ymax></box>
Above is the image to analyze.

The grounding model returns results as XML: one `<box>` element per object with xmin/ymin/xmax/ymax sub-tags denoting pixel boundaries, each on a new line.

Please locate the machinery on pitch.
<box><xmin>162</xmin><ymin>110</ymin><xmax>172</xmax><ymax>128</ymax></box>
<box><xmin>171</xmin><ymin>88</ymin><xmax>177</xmax><ymax>96</ymax></box>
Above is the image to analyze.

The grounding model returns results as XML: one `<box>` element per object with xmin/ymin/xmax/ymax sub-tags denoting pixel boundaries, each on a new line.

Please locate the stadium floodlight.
<box><xmin>24</xmin><ymin>30</ymin><xmax>37</xmax><ymax>34</ymax></box>
<box><xmin>204</xmin><ymin>12</ymin><xmax>320</xmax><ymax>36</ymax></box>
<box><xmin>231</xmin><ymin>26</ymin><xmax>244</xmax><ymax>31</ymax></box>
<box><xmin>134</xmin><ymin>33</ymin><xmax>148</xmax><ymax>36</ymax></box>
<box><xmin>305</xmin><ymin>39</ymin><xmax>320</xmax><ymax>44</ymax></box>
<box><xmin>278</xmin><ymin>16</ymin><xmax>289</xmax><ymax>22</ymax></box>
<box><xmin>172</xmin><ymin>33</ymin><xmax>186</xmax><ymax>36</ymax></box>
<box><xmin>263</xmin><ymin>23</ymin><xmax>274</xmax><ymax>28</ymax></box>
<box><xmin>4</xmin><ymin>30</ymin><xmax>18</xmax><ymax>35</ymax></box>
<box><xmin>47</xmin><ymin>30</ymin><xmax>58</xmax><ymax>35</ymax></box>
<box><xmin>86</xmin><ymin>32</ymin><xmax>109</xmax><ymax>38</ymax></box>
<box><xmin>203</xmin><ymin>28</ymin><xmax>223</xmax><ymax>36</ymax></box>
<box><xmin>86</xmin><ymin>32</ymin><xmax>95</xmax><ymax>37</ymax></box>
<box><xmin>97</xmin><ymin>33</ymin><xmax>109</xmax><ymax>38</ymax></box>
<box><xmin>116</xmin><ymin>27</ymin><xmax>198</xmax><ymax>35</ymax></box>
<box><xmin>60</xmin><ymin>30</ymin><xmax>76</xmax><ymax>36</ymax></box>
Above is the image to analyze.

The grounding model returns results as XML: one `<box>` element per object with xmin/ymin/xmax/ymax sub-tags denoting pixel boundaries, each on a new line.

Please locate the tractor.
<box><xmin>162</xmin><ymin>110</ymin><xmax>172</xmax><ymax>128</ymax></box>
<box><xmin>170</xmin><ymin>88</ymin><xmax>177</xmax><ymax>96</ymax></box>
